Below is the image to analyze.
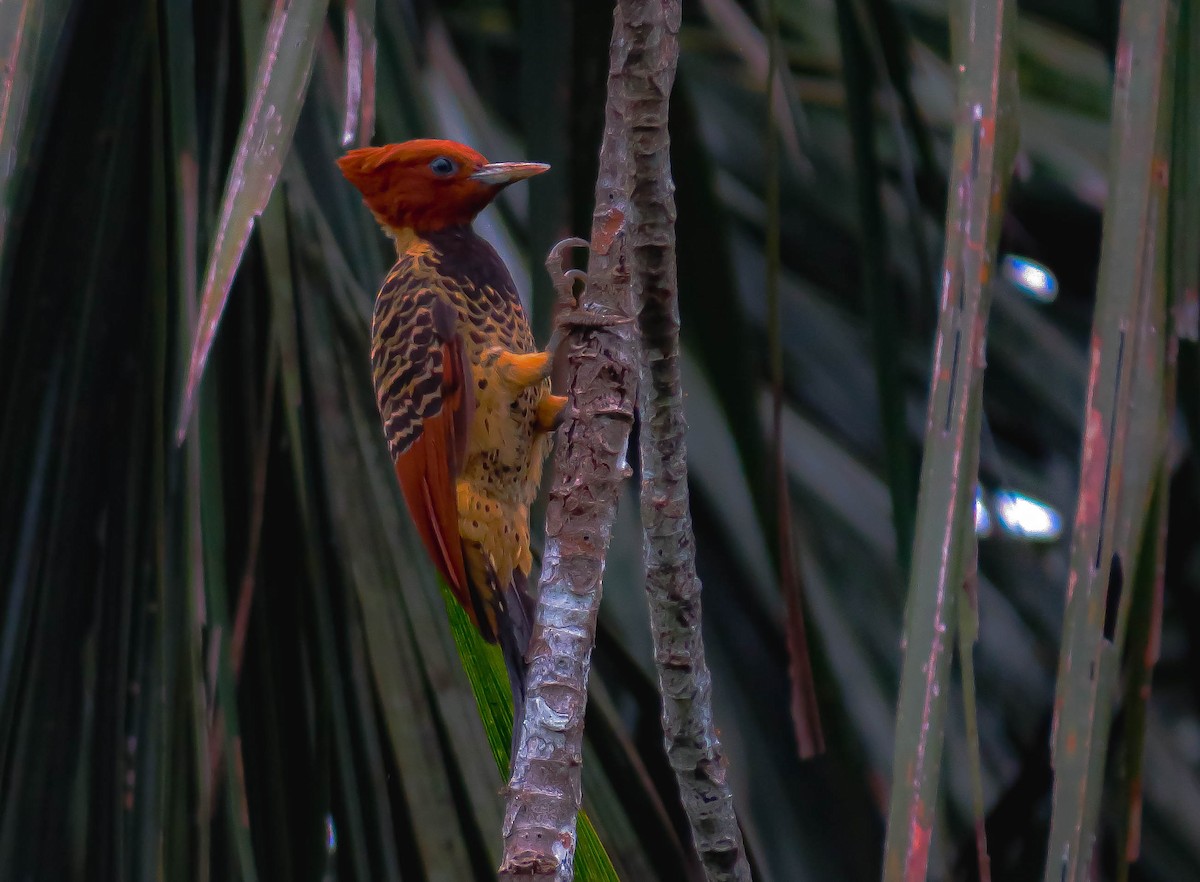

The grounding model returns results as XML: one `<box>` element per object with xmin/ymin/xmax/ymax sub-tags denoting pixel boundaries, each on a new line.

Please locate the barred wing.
<box><xmin>372</xmin><ymin>281</ymin><xmax>476</xmax><ymax>617</ymax></box>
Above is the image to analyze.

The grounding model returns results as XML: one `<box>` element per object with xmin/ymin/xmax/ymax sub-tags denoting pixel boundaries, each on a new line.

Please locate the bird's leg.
<box><xmin>544</xmin><ymin>236</ymin><xmax>632</xmax><ymax>357</ymax></box>
<box><xmin>480</xmin><ymin>238</ymin><xmax>590</xmax><ymax>392</ymax></box>
<box><xmin>538</xmin><ymin>236</ymin><xmax>631</xmax><ymax>429</ymax></box>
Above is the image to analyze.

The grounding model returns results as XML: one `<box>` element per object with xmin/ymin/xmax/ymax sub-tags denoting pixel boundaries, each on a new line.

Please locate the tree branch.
<box><xmin>498</xmin><ymin>5</ymin><xmax>639</xmax><ymax>878</ymax></box>
<box><xmin>624</xmin><ymin>2</ymin><xmax>752</xmax><ymax>880</ymax></box>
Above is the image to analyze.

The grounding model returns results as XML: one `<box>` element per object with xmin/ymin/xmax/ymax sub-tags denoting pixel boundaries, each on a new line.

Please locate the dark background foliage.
<box><xmin>0</xmin><ymin>0</ymin><xmax>1197</xmax><ymax>880</ymax></box>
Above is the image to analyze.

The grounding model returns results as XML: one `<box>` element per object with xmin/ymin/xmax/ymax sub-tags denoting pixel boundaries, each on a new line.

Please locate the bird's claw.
<box><xmin>544</xmin><ymin>238</ymin><xmax>633</xmax><ymax>355</ymax></box>
<box><xmin>562</xmin><ymin>268</ymin><xmax>588</xmax><ymax>290</ymax></box>
<box><xmin>545</xmin><ymin>237</ymin><xmax>592</xmax><ymax>357</ymax></box>
<box><xmin>546</xmin><ymin>237</ymin><xmax>591</xmax><ymax>308</ymax></box>
<box><xmin>545</xmin><ymin>237</ymin><xmax>590</xmax><ymax>276</ymax></box>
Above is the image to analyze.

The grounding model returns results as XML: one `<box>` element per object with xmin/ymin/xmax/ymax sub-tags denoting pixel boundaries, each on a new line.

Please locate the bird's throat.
<box><xmin>387</xmin><ymin>225</ymin><xmax>419</xmax><ymax>255</ymax></box>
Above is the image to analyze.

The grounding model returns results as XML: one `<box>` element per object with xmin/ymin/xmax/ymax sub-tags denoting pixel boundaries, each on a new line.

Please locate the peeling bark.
<box><xmin>624</xmin><ymin>1</ymin><xmax>752</xmax><ymax>880</ymax></box>
<box><xmin>497</xmin><ymin>6</ymin><xmax>639</xmax><ymax>879</ymax></box>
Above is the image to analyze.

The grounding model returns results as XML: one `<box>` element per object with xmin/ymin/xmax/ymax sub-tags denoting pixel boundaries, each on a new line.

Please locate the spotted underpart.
<box><xmin>371</xmin><ymin>224</ymin><xmax>552</xmax><ymax>634</ymax></box>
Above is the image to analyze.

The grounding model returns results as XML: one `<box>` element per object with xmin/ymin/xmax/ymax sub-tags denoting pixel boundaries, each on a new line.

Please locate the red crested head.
<box><xmin>337</xmin><ymin>139</ymin><xmax>549</xmax><ymax>233</ymax></box>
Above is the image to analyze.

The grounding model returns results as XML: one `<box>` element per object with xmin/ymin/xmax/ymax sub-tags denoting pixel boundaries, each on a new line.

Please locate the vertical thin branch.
<box><xmin>626</xmin><ymin>1</ymin><xmax>753</xmax><ymax>881</ymax></box>
<box><xmin>881</xmin><ymin>0</ymin><xmax>1018</xmax><ymax>878</ymax></box>
<box><xmin>498</xmin><ymin>6</ymin><xmax>639</xmax><ymax>878</ymax></box>
<box><xmin>1118</xmin><ymin>4</ymin><xmax>1200</xmax><ymax>872</ymax></box>
<box><xmin>1045</xmin><ymin>3</ymin><xmax>1178</xmax><ymax>877</ymax></box>
<box><xmin>764</xmin><ymin>0</ymin><xmax>824</xmax><ymax>762</ymax></box>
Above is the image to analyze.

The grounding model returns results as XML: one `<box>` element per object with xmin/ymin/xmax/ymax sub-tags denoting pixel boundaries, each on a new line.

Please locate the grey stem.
<box><xmin>497</xmin><ymin>4</ymin><xmax>640</xmax><ymax>879</ymax></box>
<box><xmin>624</xmin><ymin>0</ymin><xmax>753</xmax><ymax>879</ymax></box>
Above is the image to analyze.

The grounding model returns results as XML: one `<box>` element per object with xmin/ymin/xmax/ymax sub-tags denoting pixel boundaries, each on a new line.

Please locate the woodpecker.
<box><xmin>338</xmin><ymin>139</ymin><xmax>577</xmax><ymax>735</ymax></box>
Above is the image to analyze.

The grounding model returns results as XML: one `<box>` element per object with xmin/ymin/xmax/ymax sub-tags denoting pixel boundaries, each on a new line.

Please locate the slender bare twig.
<box><xmin>764</xmin><ymin>0</ymin><xmax>823</xmax><ymax>761</ymax></box>
<box><xmin>623</xmin><ymin>1</ymin><xmax>752</xmax><ymax>879</ymax></box>
<box><xmin>498</xmin><ymin>6</ymin><xmax>639</xmax><ymax>878</ymax></box>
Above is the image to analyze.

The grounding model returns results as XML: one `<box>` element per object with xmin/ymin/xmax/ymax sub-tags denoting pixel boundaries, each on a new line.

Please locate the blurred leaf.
<box><xmin>341</xmin><ymin>0</ymin><xmax>377</xmax><ymax>147</ymax></box>
<box><xmin>834</xmin><ymin>0</ymin><xmax>917</xmax><ymax>575</ymax></box>
<box><xmin>0</xmin><ymin>0</ymin><xmax>74</xmax><ymax>299</ymax></box>
<box><xmin>176</xmin><ymin>0</ymin><xmax>328</xmax><ymax>440</ymax></box>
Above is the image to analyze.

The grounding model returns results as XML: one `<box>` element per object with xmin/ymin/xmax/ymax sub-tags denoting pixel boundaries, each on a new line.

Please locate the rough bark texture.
<box><xmin>625</xmin><ymin>2</ymin><xmax>752</xmax><ymax>880</ymax></box>
<box><xmin>497</xmin><ymin>6</ymin><xmax>638</xmax><ymax>879</ymax></box>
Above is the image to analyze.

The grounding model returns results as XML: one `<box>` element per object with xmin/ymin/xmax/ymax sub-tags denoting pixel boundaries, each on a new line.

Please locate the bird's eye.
<box><xmin>429</xmin><ymin>156</ymin><xmax>457</xmax><ymax>176</ymax></box>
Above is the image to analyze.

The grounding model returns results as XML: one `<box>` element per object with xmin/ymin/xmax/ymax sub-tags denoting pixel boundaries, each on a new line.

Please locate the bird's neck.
<box><xmin>384</xmin><ymin>223</ymin><xmax>515</xmax><ymax>308</ymax></box>
<box><xmin>388</xmin><ymin>223</ymin><xmax>481</xmax><ymax>257</ymax></box>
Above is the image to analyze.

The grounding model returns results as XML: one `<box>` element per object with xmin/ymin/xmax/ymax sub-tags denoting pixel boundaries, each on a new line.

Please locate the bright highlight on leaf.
<box><xmin>324</xmin><ymin>814</ymin><xmax>337</xmax><ymax>854</ymax></box>
<box><xmin>993</xmin><ymin>489</ymin><xmax>1063</xmax><ymax>541</ymax></box>
<box><xmin>974</xmin><ymin>485</ymin><xmax>993</xmax><ymax>537</ymax></box>
<box><xmin>1001</xmin><ymin>254</ymin><xmax>1059</xmax><ymax>303</ymax></box>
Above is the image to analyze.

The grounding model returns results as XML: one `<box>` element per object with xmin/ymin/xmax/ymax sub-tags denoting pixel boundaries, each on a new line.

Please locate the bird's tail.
<box><xmin>464</xmin><ymin>543</ymin><xmax>536</xmax><ymax>764</ymax></box>
<box><xmin>495</xmin><ymin>568</ymin><xmax>535</xmax><ymax>763</ymax></box>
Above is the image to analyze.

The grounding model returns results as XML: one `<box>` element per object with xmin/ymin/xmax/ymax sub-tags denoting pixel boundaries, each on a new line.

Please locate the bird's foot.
<box><xmin>544</xmin><ymin>237</ymin><xmax>632</xmax><ymax>355</ymax></box>
<box><xmin>545</xmin><ymin>237</ymin><xmax>590</xmax><ymax>306</ymax></box>
<box><xmin>546</xmin><ymin>237</ymin><xmax>589</xmax><ymax>355</ymax></box>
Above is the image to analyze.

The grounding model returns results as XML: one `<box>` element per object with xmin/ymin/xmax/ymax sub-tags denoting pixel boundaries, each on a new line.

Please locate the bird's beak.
<box><xmin>469</xmin><ymin>162</ymin><xmax>550</xmax><ymax>186</ymax></box>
